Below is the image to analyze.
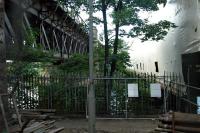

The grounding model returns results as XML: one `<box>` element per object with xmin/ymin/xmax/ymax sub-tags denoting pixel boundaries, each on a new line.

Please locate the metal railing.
<box><xmin>163</xmin><ymin>79</ymin><xmax>200</xmax><ymax>114</ymax></box>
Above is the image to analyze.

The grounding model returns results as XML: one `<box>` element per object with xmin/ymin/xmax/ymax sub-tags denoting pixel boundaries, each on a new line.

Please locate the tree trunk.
<box><xmin>102</xmin><ymin>0</ymin><xmax>109</xmax><ymax>77</ymax></box>
<box><xmin>101</xmin><ymin>0</ymin><xmax>110</xmax><ymax>113</ymax></box>
<box><xmin>0</xmin><ymin>0</ymin><xmax>7</xmax><ymax>132</ymax></box>
<box><xmin>110</xmin><ymin>23</ymin><xmax>120</xmax><ymax>76</ymax></box>
<box><xmin>110</xmin><ymin>0</ymin><xmax>122</xmax><ymax>76</ymax></box>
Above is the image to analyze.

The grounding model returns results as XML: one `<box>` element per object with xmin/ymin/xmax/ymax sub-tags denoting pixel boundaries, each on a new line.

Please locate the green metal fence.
<box><xmin>9</xmin><ymin>72</ymin><xmax>195</xmax><ymax>118</ymax></box>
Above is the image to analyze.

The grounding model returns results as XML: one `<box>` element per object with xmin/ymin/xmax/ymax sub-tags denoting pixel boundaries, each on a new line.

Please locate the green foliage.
<box><xmin>57</xmin><ymin>0</ymin><xmax>88</xmax><ymax>16</ymax></box>
<box><xmin>55</xmin><ymin>0</ymin><xmax>175</xmax><ymax>74</ymax></box>
<box><xmin>22</xmin><ymin>46</ymin><xmax>54</xmax><ymax>62</ymax></box>
<box><xmin>49</xmin><ymin>40</ymin><xmax>132</xmax><ymax>74</ymax></box>
<box><xmin>22</xmin><ymin>27</ymin><xmax>54</xmax><ymax>62</ymax></box>
<box><xmin>25</xmin><ymin>28</ymin><xmax>40</xmax><ymax>47</ymax></box>
<box><xmin>8</xmin><ymin>62</ymin><xmax>46</xmax><ymax>76</ymax></box>
<box><xmin>91</xmin><ymin>0</ymin><xmax>176</xmax><ymax>75</ymax></box>
<box><xmin>58</xmin><ymin>53</ymin><xmax>89</xmax><ymax>73</ymax></box>
<box><xmin>132</xmin><ymin>0</ymin><xmax>166</xmax><ymax>11</ymax></box>
<box><xmin>13</xmin><ymin>1</ymin><xmax>176</xmax><ymax>76</ymax></box>
<box><xmin>129</xmin><ymin>20</ymin><xmax>177</xmax><ymax>41</ymax></box>
<box><xmin>115</xmin><ymin>51</ymin><xmax>131</xmax><ymax>71</ymax></box>
<box><xmin>94</xmin><ymin>40</ymin><xmax>131</xmax><ymax>73</ymax></box>
<box><xmin>111</xmin><ymin>4</ymin><xmax>143</xmax><ymax>27</ymax></box>
<box><xmin>98</xmin><ymin>0</ymin><xmax>169</xmax><ymax>27</ymax></box>
<box><xmin>9</xmin><ymin>27</ymin><xmax>54</xmax><ymax>76</ymax></box>
<box><xmin>107</xmin><ymin>0</ymin><xmax>176</xmax><ymax>41</ymax></box>
<box><xmin>109</xmin><ymin>39</ymin><xmax>132</xmax><ymax>72</ymax></box>
<box><xmin>94</xmin><ymin>42</ymin><xmax>105</xmax><ymax>73</ymax></box>
<box><xmin>58</xmin><ymin>0</ymin><xmax>87</xmax><ymax>7</ymax></box>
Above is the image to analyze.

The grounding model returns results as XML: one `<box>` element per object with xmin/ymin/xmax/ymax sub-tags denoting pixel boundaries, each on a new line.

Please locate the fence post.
<box><xmin>163</xmin><ymin>71</ymin><xmax>167</xmax><ymax>113</ymax></box>
<box><xmin>47</xmin><ymin>75</ymin><xmax>50</xmax><ymax>109</ymax></box>
<box><xmin>125</xmin><ymin>79</ymin><xmax>128</xmax><ymax>119</ymax></box>
<box><xmin>106</xmin><ymin>79</ymin><xmax>109</xmax><ymax>113</ymax></box>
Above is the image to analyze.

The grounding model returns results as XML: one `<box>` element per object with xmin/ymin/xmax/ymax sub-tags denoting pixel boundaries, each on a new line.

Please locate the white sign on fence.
<box><xmin>128</xmin><ymin>84</ymin><xmax>139</xmax><ymax>97</ymax></box>
<box><xmin>150</xmin><ymin>83</ymin><xmax>161</xmax><ymax>97</ymax></box>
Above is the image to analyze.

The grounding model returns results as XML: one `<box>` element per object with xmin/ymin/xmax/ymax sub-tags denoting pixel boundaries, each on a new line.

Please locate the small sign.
<box><xmin>128</xmin><ymin>84</ymin><xmax>139</xmax><ymax>97</ymax></box>
<box><xmin>150</xmin><ymin>83</ymin><xmax>161</xmax><ymax>97</ymax></box>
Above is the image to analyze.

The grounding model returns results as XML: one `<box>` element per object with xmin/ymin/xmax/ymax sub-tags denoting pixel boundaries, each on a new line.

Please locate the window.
<box><xmin>143</xmin><ymin>63</ymin><xmax>145</xmax><ymax>70</ymax></box>
<box><xmin>155</xmin><ymin>61</ymin><xmax>159</xmax><ymax>72</ymax></box>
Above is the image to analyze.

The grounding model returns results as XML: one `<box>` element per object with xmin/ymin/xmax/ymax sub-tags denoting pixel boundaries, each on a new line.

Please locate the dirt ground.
<box><xmin>56</xmin><ymin>118</ymin><xmax>158</xmax><ymax>133</ymax></box>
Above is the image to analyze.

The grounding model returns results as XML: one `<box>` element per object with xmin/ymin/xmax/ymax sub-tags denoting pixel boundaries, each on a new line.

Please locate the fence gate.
<box><xmin>93</xmin><ymin>76</ymin><xmax>163</xmax><ymax>118</ymax></box>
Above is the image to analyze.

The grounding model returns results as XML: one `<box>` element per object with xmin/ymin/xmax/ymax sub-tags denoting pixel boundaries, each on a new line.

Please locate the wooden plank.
<box><xmin>43</xmin><ymin>113</ymin><xmax>55</xmax><ymax>116</ymax></box>
<box><xmin>9</xmin><ymin>125</ymin><xmax>21</xmax><ymax>133</ymax></box>
<box><xmin>44</xmin><ymin>125</ymin><xmax>55</xmax><ymax>131</ymax></box>
<box><xmin>160</xmin><ymin>112</ymin><xmax>200</xmax><ymax>125</ymax></box>
<box><xmin>22</xmin><ymin>114</ymin><xmax>48</xmax><ymax>120</ymax></box>
<box><xmin>23</xmin><ymin>122</ymin><xmax>45</xmax><ymax>133</ymax></box>
<box><xmin>48</xmin><ymin>127</ymin><xmax>64</xmax><ymax>133</ymax></box>
<box><xmin>12</xmin><ymin>95</ymin><xmax>23</xmax><ymax>128</ymax></box>
<box><xmin>49</xmin><ymin>115</ymin><xmax>64</xmax><ymax>119</ymax></box>
<box><xmin>20</xmin><ymin>111</ymin><xmax>41</xmax><ymax>115</ymax></box>
<box><xmin>155</xmin><ymin>128</ymin><xmax>184</xmax><ymax>133</ymax></box>
<box><xmin>33</xmin><ymin>128</ymin><xmax>46</xmax><ymax>133</ymax></box>
<box><xmin>159</xmin><ymin>124</ymin><xmax>200</xmax><ymax>133</ymax></box>
<box><xmin>44</xmin><ymin>120</ymin><xmax>56</xmax><ymax>125</ymax></box>
<box><xmin>20</xmin><ymin>109</ymin><xmax>56</xmax><ymax>113</ymax></box>
<box><xmin>155</xmin><ymin>127</ymin><xmax>172</xmax><ymax>132</ymax></box>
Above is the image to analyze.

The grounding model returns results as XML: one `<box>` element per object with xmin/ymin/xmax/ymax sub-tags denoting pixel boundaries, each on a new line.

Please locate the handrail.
<box><xmin>181</xmin><ymin>98</ymin><xmax>200</xmax><ymax>107</ymax></box>
<box><xmin>163</xmin><ymin>79</ymin><xmax>200</xmax><ymax>91</ymax></box>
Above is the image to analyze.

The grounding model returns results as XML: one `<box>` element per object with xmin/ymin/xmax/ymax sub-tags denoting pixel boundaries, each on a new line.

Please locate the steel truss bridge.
<box><xmin>5</xmin><ymin>0</ymin><xmax>88</xmax><ymax>60</ymax></box>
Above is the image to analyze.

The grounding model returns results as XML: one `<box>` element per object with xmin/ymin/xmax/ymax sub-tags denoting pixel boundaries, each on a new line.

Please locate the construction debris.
<box><xmin>155</xmin><ymin>111</ymin><xmax>200</xmax><ymax>133</ymax></box>
<box><xmin>23</xmin><ymin>120</ymin><xmax>64</xmax><ymax>133</ymax></box>
<box><xmin>9</xmin><ymin>112</ymin><xmax>64</xmax><ymax>133</ymax></box>
<box><xmin>0</xmin><ymin>82</ymin><xmax>64</xmax><ymax>133</ymax></box>
<box><xmin>1</xmin><ymin>97</ymin><xmax>64</xmax><ymax>133</ymax></box>
<box><xmin>16</xmin><ymin>109</ymin><xmax>64</xmax><ymax>133</ymax></box>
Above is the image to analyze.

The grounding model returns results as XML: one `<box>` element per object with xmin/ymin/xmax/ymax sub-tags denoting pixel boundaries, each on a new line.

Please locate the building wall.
<box><xmin>131</xmin><ymin>0</ymin><xmax>200</xmax><ymax>79</ymax></box>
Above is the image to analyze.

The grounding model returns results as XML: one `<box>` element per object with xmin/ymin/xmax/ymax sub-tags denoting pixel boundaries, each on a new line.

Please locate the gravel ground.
<box><xmin>56</xmin><ymin>118</ymin><xmax>158</xmax><ymax>133</ymax></box>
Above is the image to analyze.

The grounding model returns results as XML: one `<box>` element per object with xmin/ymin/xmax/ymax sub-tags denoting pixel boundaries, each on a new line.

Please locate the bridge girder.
<box><xmin>5</xmin><ymin>0</ymin><xmax>89</xmax><ymax>60</ymax></box>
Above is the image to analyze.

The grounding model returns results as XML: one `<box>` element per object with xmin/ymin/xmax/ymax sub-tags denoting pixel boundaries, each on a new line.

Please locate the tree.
<box><xmin>110</xmin><ymin>39</ymin><xmax>132</xmax><ymax>73</ymax></box>
<box><xmin>98</xmin><ymin>0</ymin><xmax>176</xmax><ymax>76</ymax></box>
<box><xmin>57</xmin><ymin>0</ymin><xmax>176</xmax><ymax>76</ymax></box>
